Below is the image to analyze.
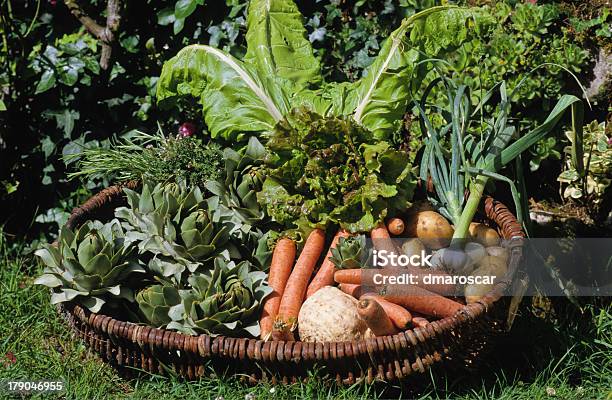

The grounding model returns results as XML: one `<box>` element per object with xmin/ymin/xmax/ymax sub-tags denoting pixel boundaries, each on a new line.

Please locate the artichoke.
<box><xmin>34</xmin><ymin>219</ymin><xmax>145</xmax><ymax>313</ymax></box>
<box><xmin>115</xmin><ymin>181</ymin><xmax>231</xmax><ymax>282</ymax></box>
<box><xmin>330</xmin><ymin>235</ymin><xmax>367</xmax><ymax>269</ymax></box>
<box><xmin>205</xmin><ymin>137</ymin><xmax>266</xmax><ymax>227</ymax></box>
<box><xmin>205</xmin><ymin>137</ymin><xmax>271</xmax><ymax>267</ymax></box>
<box><xmin>136</xmin><ymin>284</ymin><xmax>181</xmax><ymax>327</ymax></box>
<box><xmin>167</xmin><ymin>257</ymin><xmax>272</xmax><ymax>337</ymax></box>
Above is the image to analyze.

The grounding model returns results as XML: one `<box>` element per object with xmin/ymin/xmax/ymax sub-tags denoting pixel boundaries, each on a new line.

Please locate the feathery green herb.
<box><xmin>69</xmin><ymin>130</ymin><xmax>223</xmax><ymax>187</ymax></box>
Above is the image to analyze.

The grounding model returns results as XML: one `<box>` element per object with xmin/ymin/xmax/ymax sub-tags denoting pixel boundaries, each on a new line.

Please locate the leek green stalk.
<box><xmin>417</xmin><ymin>79</ymin><xmax>582</xmax><ymax>245</ymax></box>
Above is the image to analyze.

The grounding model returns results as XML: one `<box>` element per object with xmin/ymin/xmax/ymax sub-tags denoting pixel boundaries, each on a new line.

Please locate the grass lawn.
<box><xmin>1</xmin><ymin>231</ymin><xmax>610</xmax><ymax>399</ymax></box>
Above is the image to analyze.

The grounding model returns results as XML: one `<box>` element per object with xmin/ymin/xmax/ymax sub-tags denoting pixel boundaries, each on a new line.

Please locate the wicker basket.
<box><xmin>57</xmin><ymin>182</ymin><xmax>525</xmax><ymax>384</ymax></box>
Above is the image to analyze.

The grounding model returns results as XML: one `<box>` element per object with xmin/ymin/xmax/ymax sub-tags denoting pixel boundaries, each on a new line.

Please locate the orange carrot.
<box><xmin>333</xmin><ymin>268</ymin><xmax>456</xmax><ymax>296</ymax></box>
<box><xmin>334</xmin><ymin>269</ymin><xmax>364</xmax><ymax>285</ymax></box>
<box><xmin>259</xmin><ymin>238</ymin><xmax>296</xmax><ymax>341</ymax></box>
<box><xmin>306</xmin><ymin>229</ymin><xmax>350</xmax><ymax>298</ymax></box>
<box><xmin>274</xmin><ymin>229</ymin><xmax>326</xmax><ymax>341</ymax></box>
<box><xmin>357</xmin><ymin>298</ymin><xmax>398</xmax><ymax>336</ymax></box>
<box><xmin>339</xmin><ymin>283</ymin><xmax>362</xmax><ymax>298</ymax></box>
<box><xmin>360</xmin><ymin>293</ymin><xmax>412</xmax><ymax>330</ymax></box>
<box><xmin>371</xmin><ymin>223</ymin><xmax>398</xmax><ymax>260</ymax></box>
<box><xmin>381</xmin><ymin>285</ymin><xmax>463</xmax><ymax>318</ymax></box>
<box><xmin>387</xmin><ymin>218</ymin><xmax>405</xmax><ymax>235</ymax></box>
<box><xmin>412</xmin><ymin>317</ymin><xmax>430</xmax><ymax>328</ymax></box>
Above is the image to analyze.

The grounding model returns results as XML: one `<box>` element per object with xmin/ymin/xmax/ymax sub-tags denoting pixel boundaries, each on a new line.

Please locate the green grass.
<box><xmin>0</xmin><ymin>231</ymin><xmax>610</xmax><ymax>399</ymax></box>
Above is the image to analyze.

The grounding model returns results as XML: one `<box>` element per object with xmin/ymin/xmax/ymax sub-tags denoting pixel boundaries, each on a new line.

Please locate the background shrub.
<box><xmin>0</xmin><ymin>0</ymin><xmax>608</xmax><ymax>244</ymax></box>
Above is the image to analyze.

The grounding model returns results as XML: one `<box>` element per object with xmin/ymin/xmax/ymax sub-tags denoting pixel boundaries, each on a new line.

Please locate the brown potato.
<box><xmin>476</xmin><ymin>255</ymin><xmax>507</xmax><ymax>277</ymax></box>
<box><xmin>464</xmin><ymin>242</ymin><xmax>486</xmax><ymax>273</ymax></box>
<box><xmin>405</xmin><ymin>211</ymin><xmax>454</xmax><ymax>250</ymax></box>
<box><xmin>401</xmin><ymin>238</ymin><xmax>426</xmax><ymax>258</ymax></box>
<box><xmin>486</xmin><ymin>246</ymin><xmax>509</xmax><ymax>263</ymax></box>
<box><xmin>465</xmin><ymin>262</ymin><xmax>503</xmax><ymax>303</ymax></box>
<box><xmin>468</xmin><ymin>222</ymin><xmax>480</xmax><ymax>237</ymax></box>
<box><xmin>469</xmin><ymin>223</ymin><xmax>500</xmax><ymax>247</ymax></box>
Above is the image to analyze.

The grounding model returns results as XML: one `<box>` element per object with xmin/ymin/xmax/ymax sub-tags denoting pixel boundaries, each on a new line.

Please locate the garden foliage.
<box><xmin>0</xmin><ymin>0</ymin><xmax>608</xmax><ymax>242</ymax></box>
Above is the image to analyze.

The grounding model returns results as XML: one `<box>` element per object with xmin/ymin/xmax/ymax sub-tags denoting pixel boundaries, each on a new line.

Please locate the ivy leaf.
<box><xmin>60</xmin><ymin>65</ymin><xmax>80</xmax><ymax>86</ymax></box>
<box><xmin>41</xmin><ymin>136</ymin><xmax>56</xmax><ymax>159</ymax></box>
<box><xmin>157</xmin><ymin>8</ymin><xmax>176</xmax><ymax>25</ymax></box>
<box><xmin>42</xmin><ymin>164</ymin><xmax>55</xmax><ymax>185</ymax></box>
<box><xmin>43</xmin><ymin>45</ymin><xmax>60</xmax><ymax>65</ymax></box>
<box><xmin>173</xmin><ymin>17</ymin><xmax>185</xmax><ymax>34</ymax></box>
<box><xmin>175</xmin><ymin>0</ymin><xmax>198</xmax><ymax>20</ymax></box>
<box><xmin>61</xmin><ymin>109</ymin><xmax>78</xmax><ymax>137</ymax></box>
<box><xmin>120</xmin><ymin>35</ymin><xmax>140</xmax><ymax>53</ymax></box>
<box><xmin>84</xmin><ymin>57</ymin><xmax>100</xmax><ymax>75</ymax></box>
<box><xmin>35</xmin><ymin>70</ymin><xmax>56</xmax><ymax>94</ymax></box>
<box><xmin>207</xmin><ymin>25</ymin><xmax>224</xmax><ymax>47</ymax></box>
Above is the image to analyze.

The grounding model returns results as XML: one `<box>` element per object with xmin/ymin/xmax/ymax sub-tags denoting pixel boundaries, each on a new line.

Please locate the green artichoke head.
<box><xmin>330</xmin><ymin>235</ymin><xmax>367</xmax><ymax>270</ymax></box>
<box><xmin>136</xmin><ymin>284</ymin><xmax>181</xmax><ymax>327</ymax></box>
<box><xmin>167</xmin><ymin>257</ymin><xmax>272</xmax><ymax>337</ymax></box>
<box><xmin>34</xmin><ymin>219</ymin><xmax>145</xmax><ymax>313</ymax></box>
<box><xmin>204</xmin><ymin>137</ymin><xmax>269</xmax><ymax>267</ymax></box>
<box><xmin>116</xmin><ymin>181</ymin><xmax>231</xmax><ymax>282</ymax></box>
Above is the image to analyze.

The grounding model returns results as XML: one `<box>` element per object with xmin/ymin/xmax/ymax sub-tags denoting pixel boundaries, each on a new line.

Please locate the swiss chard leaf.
<box><xmin>351</xmin><ymin>6</ymin><xmax>453</xmax><ymax>140</ymax></box>
<box><xmin>156</xmin><ymin>45</ymin><xmax>290</xmax><ymax>141</ymax></box>
<box><xmin>244</xmin><ymin>0</ymin><xmax>321</xmax><ymax>91</ymax></box>
<box><xmin>351</xmin><ymin>6</ymin><xmax>493</xmax><ymax>140</ymax></box>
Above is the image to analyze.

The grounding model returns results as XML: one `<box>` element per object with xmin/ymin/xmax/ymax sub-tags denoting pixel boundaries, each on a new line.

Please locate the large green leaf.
<box><xmin>489</xmin><ymin>95</ymin><xmax>582</xmax><ymax>170</ymax></box>
<box><xmin>350</xmin><ymin>6</ymin><xmax>454</xmax><ymax>139</ymax></box>
<box><xmin>351</xmin><ymin>6</ymin><xmax>491</xmax><ymax>140</ymax></box>
<box><xmin>244</xmin><ymin>0</ymin><xmax>321</xmax><ymax>90</ymax></box>
<box><xmin>156</xmin><ymin>45</ymin><xmax>289</xmax><ymax>141</ymax></box>
<box><xmin>290</xmin><ymin>87</ymin><xmax>334</xmax><ymax>116</ymax></box>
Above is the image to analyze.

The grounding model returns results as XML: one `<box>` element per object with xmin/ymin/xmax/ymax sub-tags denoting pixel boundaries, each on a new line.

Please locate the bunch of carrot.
<box><xmin>259</xmin><ymin>220</ymin><xmax>464</xmax><ymax>341</ymax></box>
<box><xmin>260</xmin><ymin>228</ymin><xmax>347</xmax><ymax>341</ymax></box>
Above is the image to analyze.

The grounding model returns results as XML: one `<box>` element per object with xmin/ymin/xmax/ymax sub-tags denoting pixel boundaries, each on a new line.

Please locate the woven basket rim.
<box><xmin>59</xmin><ymin>182</ymin><xmax>525</xmax><ymax>379</ymax></box>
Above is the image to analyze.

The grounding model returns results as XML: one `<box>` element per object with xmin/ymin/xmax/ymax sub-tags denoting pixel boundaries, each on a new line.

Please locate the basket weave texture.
<box><xmin>57</xmin><ymin>182</ymin><xmax>525</xmax><ymax>384</ymax></box>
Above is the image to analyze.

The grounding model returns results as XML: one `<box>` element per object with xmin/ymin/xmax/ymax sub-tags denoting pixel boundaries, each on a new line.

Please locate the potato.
<box><xmin>486</xmin><ymin>246</ymin><xmax>508</xmax><ymax>263</ymax></box>
<box><xmin>441</xmin><ymin>247</ymin><xmax>467</xmax><ymax>272</ymax></box>
<box><xmin>467</xmin><ymin>222</ymin><xmax>479</xmax><ymax>237</ymax></box>
<box><xmin>464</xmin><ymin>242</ymin><xmax>486</xmax><ymax>273</ymax></box>
<box><xmin>427</xmin><ymin>247</ymin><xmax>467</xmax><ymax>272</ymax></box>
<box><xmin>298</xmin><ymin>287</ymin><xmax>373</xmax><ymax>342</ymax></box>
<box><xmin>469</xmin><ymin>222</ymin><xmax>500</xmax><ymax>247</ymax></box>
<box><xmin>429</xmin><ymin>249</ymin><xmax>445</xmax><ymax>270</ymax></box>
<box><xmin>401</xmin><ymin>238</ymin><xmax>425</xmax><ymax>258</ymax></box>
<box><xmin>476</xmin><ymin>255</ymin><xmax>507</xmax><ymax>277</ymax></box>
<box><xmin>405</xmin><ymin>211</ymin><xmax>454</xmax><ymax>250</ymax></box>
<box><xmin>465</xmin><ymin>262</ymin><xmax>502</xmax><ymax>303</ymax></box>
